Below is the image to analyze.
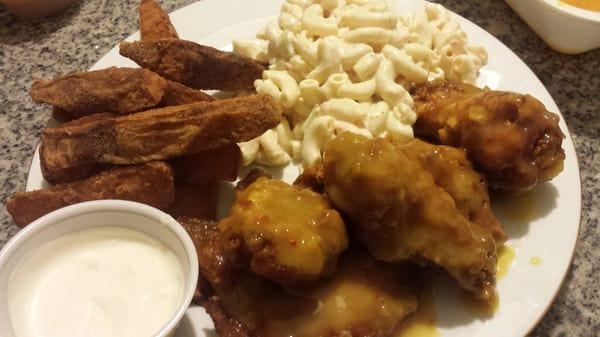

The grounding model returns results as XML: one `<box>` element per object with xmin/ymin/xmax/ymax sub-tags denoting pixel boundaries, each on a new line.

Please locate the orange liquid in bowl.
<box><xmin>561</xmin><ymin>0</ymin><xmax>600</xmax><ymax>12</ymax></box>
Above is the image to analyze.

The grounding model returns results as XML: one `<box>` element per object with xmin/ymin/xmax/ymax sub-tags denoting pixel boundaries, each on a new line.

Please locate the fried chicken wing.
<box><xmin>6</xmin><ymin>162</ymin><xmax>174</xmax><ymax>227</ymax></box>
<box><xmin>119</xmin><ymin>39</ymin><xmax>266</xmax><ymax>91</ymax></box>
<box><xmin>323</xmin><ymin>133</ymin><xmax>497</xmax><ymax>299</ymax></box>
<box><xmin>40</xmin><ymin>94</ymin><xmax>281</xmax><ymax>183</ymax></box>
<box><xmin>31</xmin><ymin>67</ymin><xmax>167</xmax><ymax>119</ymax></box>
<box><xmin>139</xmin><ymin>0</ymin><xmax>179</xmax><ymax>41</ymax></box>
<box><xmin>218</xmin><ymin>177</ymin><xmax>348</xmax><ymax>285</ymax></box>
<box><xmin>412</xmin><ymin>80</ymin><xmax>565</xmax><ymax>192</ymax></box>
<box><xmin>394</xmin><ymin>137</ymin><xmax>507</xmax><ymax>245</ymax></box>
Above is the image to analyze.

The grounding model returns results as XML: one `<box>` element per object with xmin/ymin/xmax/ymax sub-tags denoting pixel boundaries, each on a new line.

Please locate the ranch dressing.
<box><xmin>7</xmin><ymin>227</ymin><xmax>184</xmax><ymax>337</ymax></box>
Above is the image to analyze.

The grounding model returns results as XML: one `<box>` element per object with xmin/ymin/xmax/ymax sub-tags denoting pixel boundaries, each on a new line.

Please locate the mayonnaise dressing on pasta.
<box><xmin>234</xmin><ymin>0</ymin><xmax>487</xmax><ymax>167</ymax></box>
<box><xmin>7</xmin><ymin>227</ymin><xmax>184</xmax><ymax>337</ymax></box>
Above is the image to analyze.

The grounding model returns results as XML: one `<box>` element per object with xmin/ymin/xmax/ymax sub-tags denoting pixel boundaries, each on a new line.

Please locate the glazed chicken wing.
<box><xmin>218</xmin><ymin>177</ymin><xmax>348</xmax><ymax>285</ymax></box>
<box><xmin>394</xmin><ymin>137</ymin><xmax>507</xmax><ymax>245</ymax></box>
<box><xmin>210</xmin><ymin>251</ymin><xmax>417</xmax><ymax>337</ymax></box>
<box><xmin>323</xmin><ymin>133</ymin><xmax>497</xmax><ymax>299</ymax></box>
<box><xmin>412</xmin><ymin>80</ymin><xmax>565</xmax><ymax>192</ymax></box>
<box><xmin>185</xmin><ymin>217</ymin><xmax>417</xmax><ymax>337</ymax></box>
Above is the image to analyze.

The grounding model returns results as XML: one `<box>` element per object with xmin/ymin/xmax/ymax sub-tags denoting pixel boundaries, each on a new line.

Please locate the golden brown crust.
<box><xmin>323</xmin><ymin>133</ymin><xmax>497</xmax><ymax>299</ymax></box>
<box><xmin>171</xmin><ymin>144</ymin><xmax>241</xmax><ymax>184</ymax></box>
<box><xmin>160</xmin><ymin>79</ymin><xmax>214</xmax><ymax>106</ymax></box>
<box><xmin>139</xmin><ymin>0</ymin><xmax>179</xmax><ymax>41</ymax></box>
<box><xmin>413</xmin><ymin>80</ymin><xmax>565</xmax><ymax>192</ymax></box>
<box><xmin>40</xmin><ymin>94</ymin><xmax>281</xmax><ymax>183</ymax></box>
<box><xmin>119</xmin><ymin>39</ymin><xmax>266</xmax><ymax>91</ymax></box>
<box><xmin>6</xmin><ymin>162</ymin><xmax>174</xmax><ymax>228</ymax></box>
<box><xmin>30</xmin><ymin>67</ymin><xmax>167</xmax><ymax>118</ymax></box>
<box><xmin>394</xmin><ymin>137</ymin><xmax>507</xmax><ymax>245</ymax></box>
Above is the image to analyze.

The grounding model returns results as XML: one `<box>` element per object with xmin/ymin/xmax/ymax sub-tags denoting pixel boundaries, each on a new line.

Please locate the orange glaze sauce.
<box><xmin>461</xmin><ymin>245</ymin><xmax>515</xmax><ymax>318</ymax></box>
<box><xmin>394</xmin><ymin>279</ymin><xmax>439</xmax><ymax>337</ymax></box>
<box><xmin>561</xmin><ymin>0</ymin><xmax>600</xmax><ymax>12</ymax></box>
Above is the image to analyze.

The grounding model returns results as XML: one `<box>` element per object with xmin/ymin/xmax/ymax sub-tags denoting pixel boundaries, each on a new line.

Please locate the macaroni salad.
<box><xmin>234</xmin><ymin>0</ymin><xmax>488</xmax><ymax>167</ymax></box>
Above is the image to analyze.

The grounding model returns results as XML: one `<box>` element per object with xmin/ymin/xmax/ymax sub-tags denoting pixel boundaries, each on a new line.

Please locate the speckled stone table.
<box><xmin>0</xmin><ymin>0</ymin><xmax>598</xmax><ymax>336</ymax></box>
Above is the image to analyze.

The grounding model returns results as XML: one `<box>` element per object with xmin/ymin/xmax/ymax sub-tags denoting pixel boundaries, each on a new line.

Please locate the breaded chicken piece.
<box><xmin>323</xmin><ymin>133</ymin><xmax>497</xmax><ymax>299</ymax></box>
<box><xmin>120</xmin><ymin>39</ymin><xmax>266</xmax><ymax>91</ymax></box>
<box><xmin>40</xmin><ymin>94</ymin><xmax>281</xmax><ymax>184</ymax></box>
<box><xmin>6</xmin><ymin>162</ymin><xmax>174</xmax><ymax>227</ymax></box>
<box><xmin>181</xmin><ymin>217</ymin><xmax>417</xmax><ymax>337</ymax></box>
<box><xmin>31</xmin><ymin>67</ymin><xmax>166</xmax><ymax>119</ymax></box>
<box><xmin>219</xmin><ymin>177</ymin><xmax>348</xmax><ymax>285</ymax></box>
<box><xmin>203</xmin><ymin>247</ymin><xmax>417</xmax><ymax>337</ymax></box>
<box><xmin>393</xmin><ymin>137</ymin><xmax>507</xmax><ymax>245</ymax></box>
<box><xmin>139</xmin><ymin>0</ymin><xmax>179</xmax><ymax>41</ymax></box>
<box><xmin>412</xmin><ymin>80</ymin><xmax>565</xmax><ymax>192</ymax></box>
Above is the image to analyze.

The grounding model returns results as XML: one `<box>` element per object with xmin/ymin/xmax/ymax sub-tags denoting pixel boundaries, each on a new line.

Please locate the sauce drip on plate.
<box><xmin>497</xmin><ymin>245</ymin><xmax>516</xmax><ymax>279</ymax></box>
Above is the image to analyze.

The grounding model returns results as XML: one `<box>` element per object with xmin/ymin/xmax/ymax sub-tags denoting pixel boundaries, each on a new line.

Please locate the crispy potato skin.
<box><xmin>30</xmin><ymin>67</ymin><xmax>167</xmax><ymax>118</ymax></box>
<box><xmin>160</xmin><ymin>79</ymin><xmax>214</xmax><ymax>106</ymax></box>
<box><xmin>120</xmin><ymin>39</ymin><xmax>266</xmax><ymax>91</ymax></box>
<box><xmin>139</xmin><ymin>0</ymin><xmax>179</xmax><ymax>41</ymax></box>
<box><xmin>6</xmin><ymin>162</ymin><xmax>174</xmax><ymax>227</ymax></box>
<box><xmin>171</xmin><ymin>144</ymin><xmax>242</xmax><ymax>184</ymax></box>
<box><xmin>168</xmin><ymin>183</ymin><xmax>218</xmax><ymax>221</ymax></box>
<box><xmin>40</xmin><ymin>95</ymin><xmax>281</xmax><ymax>183</ymax></box>
<box><xmin>412</xmin><ymin>80</ymin><xmax>565</xmax><ymax>192</ymax></box>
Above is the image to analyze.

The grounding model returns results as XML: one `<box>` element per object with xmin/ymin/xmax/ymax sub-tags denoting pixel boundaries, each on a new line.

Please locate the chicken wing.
<box><xmin>182</xmin><ymin>216</ymin><xmax>417</xmax><ymax>337</ymax></box>
<box><xmin>412</xmin><ymin>80</ymin><xmax>565</xmax><ymax>192</ymax></box>
<box><xmin>218</xmin><ymin>177</ymin><xmax>348</xmax><ymax>285</ymax></box>
<box><xmin>393</xmin><ymin>137</ymin><xmax>507</xmax><ymax>245</ymax></box>
<box><xmin>323</xmin><ymin>133</ymin><xmax>497</xmax><ymax>299</ymax></box>
<box><xmin>6</xmin><ymin>161</ymin><xmax>174</xmax><ymax>227</ymax></box>
<box><xmin>119</xmin><ymin>39</ymin><xmax>266</xmax><ymax>91</ymax></box>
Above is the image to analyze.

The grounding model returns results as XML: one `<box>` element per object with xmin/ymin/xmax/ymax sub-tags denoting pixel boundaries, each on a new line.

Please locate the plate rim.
<box><xmin>24</xmin><ymin>1</ymin><xmax>583</xmax><ymax>336</ymax></box>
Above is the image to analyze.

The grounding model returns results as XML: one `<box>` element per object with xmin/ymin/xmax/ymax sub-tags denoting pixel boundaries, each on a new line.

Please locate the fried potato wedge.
<box><xmin>160</xmin><ymin>79</ymin><xmax>214</xmax><ymax>106</ymax></box>
<box><xmin>140</xmin><ymin>0</ymin><xmax>179</xmax><ymax>41</ymax></box>
<box><xmin>171</xmin><ymin>144</ymin><xmax>241</xmax><ymax>184</ymax></box>
<box><xmin>40</xmin><ymin>94</ymin><xmax>281</xmax><ymax>183</ymax></box>
<box><xmin>6</xmin><ymin>162</ymin><xmax>174</xmax><ymax>228</ymax></box>
<box><xmin>168</xmin><ymin>183</ymin><xmax>218</xmax><ymax>221</ymax></box>
<box><xmin>120</xmin><ymin>39</ymin><xmax>266</xmax><ymax>91</ymax></box>
<box><xmin>31</xmin><ymin>67</ymin><xmax>167</xmax><ymax>118</ymax></box>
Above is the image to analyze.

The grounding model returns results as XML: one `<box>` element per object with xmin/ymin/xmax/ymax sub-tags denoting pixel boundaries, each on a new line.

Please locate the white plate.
<box><xmin>25</xmin><ymin>1</ymin><xmax>582</xmax><ymax>337</ymax></box>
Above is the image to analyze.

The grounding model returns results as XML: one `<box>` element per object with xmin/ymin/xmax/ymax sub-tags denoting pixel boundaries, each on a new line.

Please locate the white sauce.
<box><xmin>7</xmin><ymin>227</ymin><xmax>185</xmax><ymax>337</ymax></box>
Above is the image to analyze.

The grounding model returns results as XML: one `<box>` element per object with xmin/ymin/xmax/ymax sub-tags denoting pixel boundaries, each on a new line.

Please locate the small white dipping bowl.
<box><xmin>0</xmin><ymin>200</ymin><xmax>199</xmax><ymax>337</ymax></box>
<box><xmin>505</xmin><ymin>0</ymin><xmax>600</xmax><ymax>54</ymax></box>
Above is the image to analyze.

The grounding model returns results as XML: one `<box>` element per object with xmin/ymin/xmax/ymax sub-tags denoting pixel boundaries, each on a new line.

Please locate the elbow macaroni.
<box><xmin>234</xmin><ymin>0</ymin><xmax>487</xmax><ymax>167</ymax></box>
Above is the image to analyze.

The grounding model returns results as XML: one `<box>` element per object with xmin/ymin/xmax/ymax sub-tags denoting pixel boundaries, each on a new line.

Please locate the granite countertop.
<box><xmin>0</xmin><ymin>0</ymin><xmax>598</xmax><ymax>336</ymax></box>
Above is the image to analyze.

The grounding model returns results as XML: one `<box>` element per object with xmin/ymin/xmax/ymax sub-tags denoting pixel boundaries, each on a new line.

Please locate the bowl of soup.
<box><xmin>505</xmin><ymin>0</ymin><xmax>600</xmax><ymax>54</ymax></box>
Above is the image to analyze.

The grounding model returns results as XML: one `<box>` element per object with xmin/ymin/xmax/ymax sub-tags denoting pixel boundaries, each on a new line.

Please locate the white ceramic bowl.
<box><xmin>0</xmin><ymin>200</ymin><xmax>199</xmax><ymax>337</ymax></box>
<box><xmin>505</xmin><ymin>0</ymin><xmax>600</xmax><ymax>54</ymax></box>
